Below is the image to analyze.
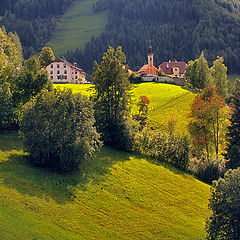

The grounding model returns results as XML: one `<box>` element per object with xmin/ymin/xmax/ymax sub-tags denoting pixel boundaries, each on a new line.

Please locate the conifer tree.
<box><xmin>225</xmin><ymin>79</ymin><xmax>240</xmax><ymax>169</ymax></box>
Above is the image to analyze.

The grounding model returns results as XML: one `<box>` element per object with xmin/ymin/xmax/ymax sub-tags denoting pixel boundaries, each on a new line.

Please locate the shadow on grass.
<box><xmin>0</xmin><ymin>144</ymin><xmax>133</xmax><ymax>204</ymax></box>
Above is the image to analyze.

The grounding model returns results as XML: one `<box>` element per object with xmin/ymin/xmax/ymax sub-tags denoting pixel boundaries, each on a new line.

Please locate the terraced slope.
<box><xmin>48</xmin><ymin>0</ymin><xmax>107</xmax><ymax>56</ymax></box>
<box><xmin>0</xmin><ymin>132</ymin><xmax>210</xmax><ymax>239</ymax></box>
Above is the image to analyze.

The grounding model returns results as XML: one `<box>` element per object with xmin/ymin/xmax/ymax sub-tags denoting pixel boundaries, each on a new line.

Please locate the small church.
<box><xmin>138</xmin><ymin>42</ymin><xmax>158</xmax><ymax>77</ymax></box>
<box><xmin>138</xmin><ymin>42</ymin><xmax>186</xmax><ymax>79</ymax></box>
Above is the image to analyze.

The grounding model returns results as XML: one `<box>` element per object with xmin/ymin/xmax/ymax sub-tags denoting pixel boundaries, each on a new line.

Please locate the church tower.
<box><xmin>148</xmin><ymin>41</ymin><xmax>154</xmax><ymax>75</ymax></box>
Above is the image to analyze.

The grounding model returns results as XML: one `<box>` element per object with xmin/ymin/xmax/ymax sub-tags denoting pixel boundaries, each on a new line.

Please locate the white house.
<box><xmin>46</xmin><ymin>58</ymin><xmax>87</xmax><ymax>84</ymax></box>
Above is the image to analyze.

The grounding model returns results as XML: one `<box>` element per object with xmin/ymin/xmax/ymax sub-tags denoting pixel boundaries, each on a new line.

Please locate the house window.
<box><xmin>174</xmin><ymin>68</ymin><xmax>177</xmax><ymax>72</ymax></box>
<box><xmin>64</xmin><ymin>70</ymin><xmax>67</xmax><ymax>74</ymax></box>
<box><xmin>57</xmin><ymin>64</ymin><xmax>60</xmax><ymax>68</ymax></box>
<box><xmin>65</xmin><ymin>76</ymin><xmax>67</xmax><ymax>79</ymax></box>
<box><xmin>51</xmin><ymin>64</ymin><xmax>53</xmax><ymax>68</ymax></box>
<box><xmin>50</xmin><ymin>71</ymin><xmax>53</xmax><ymax>74</ymax></box>
<box><xmin>57</xmin><ymin>70</ymin><xmax>60</xmax><ymax>74</ymax></box>
<box><xmin>75</xmin><ymin>76</ymin><xmax>78</xmax><ymax>79</ymax></box>
<box><xmin>63</xmin><ymin>64</ymin><xmax>66</xmax><ymax>68</ymax></box>
<box><xmin>50</xmin><ymin>76</ymin><xmax>53</xmax><ymax>80</ymax></box>
<box><xmin>75</xmin><ymin>71</ymin><xmax>77</xmax><ymax>74</ymax></box>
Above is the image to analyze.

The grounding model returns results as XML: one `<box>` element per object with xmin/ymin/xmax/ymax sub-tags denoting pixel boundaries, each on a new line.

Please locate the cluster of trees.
<box><xmin>0</xmin><ymin>0</ymin><xmax>73</xmax><ymax>58</ymax></box>
<box><xmin>66</xmin><ymin>0</ymin><xmax>240</xmax><ymax>74</ymax></box>
<box><xmin>184</xmin><ymin>53</ymin><xmax>240</xmax><ymax>238</ymax></box>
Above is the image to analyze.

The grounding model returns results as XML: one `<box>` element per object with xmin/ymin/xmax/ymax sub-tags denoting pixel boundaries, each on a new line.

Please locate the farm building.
<box><xmin>158</xmin><ymin>61</ymin><xmax>186</xmax><ymax>78</ymax></box>
<box><xmin>46</xmin><ymin>58</ymin><xmax>87</xmax><ymax>84</ymax></box>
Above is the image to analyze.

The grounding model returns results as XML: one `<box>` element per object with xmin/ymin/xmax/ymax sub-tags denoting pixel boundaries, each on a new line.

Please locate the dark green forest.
<box><xmin>66</xmin><ymin>0</ymin><xmax>240</xmax><ymax>73</ymax></box>
<box><xmin>1</xmin><ymin>0</ymin><xmax>240</xmax><ymax>74</ymax></box>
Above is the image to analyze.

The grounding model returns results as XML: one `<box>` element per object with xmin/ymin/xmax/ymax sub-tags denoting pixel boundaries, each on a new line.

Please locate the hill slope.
<box><xmin>0</xmin><ymin>132</ymin><xmax>210</xmax><ymax>239</ymax></box>
<box><xmin>47</xmin><ymin>0</ymin><xmax>107</xmax><ymax>56</ymax></box>
<box><xmin>55</xmin><ymin>82</ymin><xmax>196</xmax><ymax>134</ymax></box>
<box><xmin>65</xmin><ymin>0</ymin><xmax>240</xmax><ymax>74</ymax></box>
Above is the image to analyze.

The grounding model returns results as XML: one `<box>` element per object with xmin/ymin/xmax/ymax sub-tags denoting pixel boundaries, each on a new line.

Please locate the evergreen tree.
<box><xmin>92</xmin><ymin>46</ymin><xmax>136</xmax><ymax>151</ymax></box>
<box><xmin>225</xmin><ymin>79</ymin><xmax>240</xmax><ymax>169</ymax></box>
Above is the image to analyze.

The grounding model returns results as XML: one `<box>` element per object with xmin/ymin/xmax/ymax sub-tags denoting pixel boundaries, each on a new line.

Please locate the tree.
<box><xmin>185</xmin><ymin>52</ymin><xmax>212</xmax><ymax>89</ymax></box>
<box><xmin>92</xmin><ymin>46</ymin><xmax>136</xmax><ymax>151</ymax></box>
<box><xmin>12</xmin><ymin>56</ymin><xmax>52</xmax><ymax>105</ymax></box>
<box><xmin>206</xmin><ymin>168</ymin><xmax>240</xmax><ymax>240</ymax></box>
<box><xmin>136</xmin><ymin>95</ymin><xmax>150</xmax><ymax>127</ymax></box>
<box><xmin>39</xmin><ymin>47</ymin><xmax>55</xmax><ymax>68</ymax></box>
<box><xmin>210</xmin><ymin>57</ymin><xmax>228</xmax><ymax>98</ymax></box>
<box><xmin>20</xmin><ymin>88</ymin><xmax>102</xmax><ymax>173</ymax></box>
<box><xmin>189</xmin><ymin>88</ymin><xmax>230</xmax><ymax>161</ymax></box>
<box><xmin>225</xmin><ymin>79</ymin><xmax>240</xmax><ymax>170</ymax></box>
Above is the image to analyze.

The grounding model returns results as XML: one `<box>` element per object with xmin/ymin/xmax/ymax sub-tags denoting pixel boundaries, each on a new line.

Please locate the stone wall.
<box><xmin>141</xmin><ymin>76</ymin><xmax>187</xmax><ymax>86</ymax></box>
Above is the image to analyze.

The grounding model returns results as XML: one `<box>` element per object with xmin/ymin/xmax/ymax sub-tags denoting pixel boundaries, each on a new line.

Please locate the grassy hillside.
<box><xmin>0</xmin><ymin>132</ymin><xmax>210</xmax><ymax>239</ymax></box>
<box><xmin>47</xmin><ymin>0</ymin><xmax>107</xmax><ymax>56</ymax></box>
<box><xmin>55</xmin><ymin>82</ymin><xmax>196</xmax><ymax>134</ymax></box>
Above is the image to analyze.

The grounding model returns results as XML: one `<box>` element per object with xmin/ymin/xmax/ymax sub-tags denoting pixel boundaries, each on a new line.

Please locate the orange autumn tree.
<box><xmin>189</xmin><ymin>88</ymin><xmax>230</xmax><ymax>161</ymax></box>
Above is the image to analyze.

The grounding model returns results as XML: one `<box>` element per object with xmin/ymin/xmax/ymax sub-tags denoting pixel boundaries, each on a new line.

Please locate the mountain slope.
<box><xmin>0</xmin><ymin>132</ymin><xmax>210</xmax><ymax>239</ymax></box>
<box><xmin>65</xmin><ymin>0</ymin><xmax>240</xmax><ymax>74</ymax></box>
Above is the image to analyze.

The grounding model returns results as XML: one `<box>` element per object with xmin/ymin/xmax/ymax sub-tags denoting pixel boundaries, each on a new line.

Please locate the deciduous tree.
<box><xmin>92</xmin><ymin>46</ymin><xmax>136</xmax><ymax>151</ymax></box>
<box><xmin>20</xmin><ymin>89</ymin><xmax>102</xmax><ymax>173</ymax></box>
<box><xmin>206</xmin><ymin>168</ymin><xmax>240</xmax><ymax>239</ymax></box>
<box><xmin>39</xmin><ymin>47</ymin><xmax>55</xmax><ymax>68</ymax></box>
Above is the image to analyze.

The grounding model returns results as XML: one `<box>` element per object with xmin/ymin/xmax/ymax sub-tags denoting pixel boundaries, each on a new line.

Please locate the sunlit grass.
<box><xmin>54</xmin><ymin>82</ymin><xmax>196</xmax><ymax>134</ymax></box>
<box><xmin>0</xmin><ymin>132</ymin><xmax>210</xmax><ymax>239</ymax></box>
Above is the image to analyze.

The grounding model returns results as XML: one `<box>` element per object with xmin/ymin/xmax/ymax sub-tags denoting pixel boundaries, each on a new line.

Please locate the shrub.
<box><xmin>189</xmin><ymin>157</ymin><xmax>225</xmax><ymax>184</ymax></box>
<box><xmin>20</xmin><ymin>89</ymin><xmax>102</xmax><ymax>173</ymax></box>
<box><xmin>134</xmin><ymin>127</ymin><xmax>190</xmax><ymax>170</ymax></box>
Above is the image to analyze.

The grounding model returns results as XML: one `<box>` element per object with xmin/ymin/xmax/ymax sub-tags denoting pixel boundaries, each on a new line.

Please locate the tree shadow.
<box><xmin>0</xmin><ymin>145</ymin><xmax>133</xmax><ymax>204</ymax></box>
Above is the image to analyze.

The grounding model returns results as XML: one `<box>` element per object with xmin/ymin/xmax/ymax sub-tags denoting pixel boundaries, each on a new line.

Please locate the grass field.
<box><xmin>47</xmin><ymin>0</ymin><xmax>107</xmax><ymax>56</ymax></box>
<box><xmin>55</xmin><ymin>82</ymin><xmax>196</xmax><ymax>134</ymax></box>
<box><xmin>0</xmin><ymin>132</ymin><xmax>210</xmax><ymax>239</ymax></box>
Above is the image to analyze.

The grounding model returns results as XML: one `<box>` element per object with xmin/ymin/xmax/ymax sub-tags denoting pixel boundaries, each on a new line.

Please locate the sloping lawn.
<box><xmin>48</xmin><ymin>0</ymin><xmax>107</xmax><ymax>56</ymax></box>
<box><xmin>0</xmin><ymin>132</ymin><xmax>210</xmax><ymax>239</ymax></box>
<box><xmin>54</xmin><ymin>82</ymin><xmax>196</xmax><ymax>134</ymax></box>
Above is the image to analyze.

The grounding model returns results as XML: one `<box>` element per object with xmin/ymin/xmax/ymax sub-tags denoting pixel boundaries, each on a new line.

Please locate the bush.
<box><xmin>189</xmin><ymin>157</ymin><xmax>225</xmax><ymax>184</ymax></box>
<box><xmin>20</xmin><ymin>89</ymin><xmax>102</xmax><ymax>173</ymax></box>
<box><xmin>134</xmin><ymin>127</ymin><xmax>190</xmax><ymax>170</ymax></box>
<box><xmin>206</xmin><ymin>168</ymin><xmax>240</xmax><ymax>239</ymax></box>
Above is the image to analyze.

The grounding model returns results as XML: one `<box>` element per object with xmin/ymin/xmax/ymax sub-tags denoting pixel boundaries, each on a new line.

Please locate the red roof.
<box><xmin>159</xmin><ymin>61</ymin><xmax>186</xmax><ymax>75</ymax></box>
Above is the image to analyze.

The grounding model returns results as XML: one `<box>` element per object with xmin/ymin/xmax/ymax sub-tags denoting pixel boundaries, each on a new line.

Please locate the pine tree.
<box><xmin>225</xmin><ymin>79</ymin><xmax>240</xmax><ymax>169</ymax></box>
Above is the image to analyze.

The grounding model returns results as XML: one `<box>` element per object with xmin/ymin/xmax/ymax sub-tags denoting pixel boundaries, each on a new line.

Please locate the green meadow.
<box><xmin>0</xmin><ymin>132</ymin><xmax>210</xmax><ymax>239</ymax></box>
<box><xmin>47</xmin><ymin>0</ymin><xmax>107</xmax><ymax>56</ymax></box>
<box><xmin>55</xmin><ymin>82</ymin><xmax>196</xmax><ymax>134</ymax></box>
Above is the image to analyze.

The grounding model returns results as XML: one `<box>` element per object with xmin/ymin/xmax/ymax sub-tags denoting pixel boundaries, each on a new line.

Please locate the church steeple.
<box><xmin>148</xmin><ymin>40</ymin><xmax>153</xmax><ymax>55</ymax></box>
<box><xmin>148</xmin><ymin>40</ymin><xmax>154</xmax><ymax>75</ymax></box>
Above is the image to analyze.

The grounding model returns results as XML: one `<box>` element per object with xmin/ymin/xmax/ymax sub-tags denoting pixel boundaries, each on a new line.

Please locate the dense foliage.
<box><xmin>66</xmin><ymin>0</ymin><xmax>240</xmax><ymax>74</ymax></box>
<box><xmin>225</xmin><ymin>79</ymin><xmax>240</xmax><ymax>170</ymax></box>
<box><xmin>92</xmin><ymin>46</ymin><xmax>136</xmax><ymax>151</ymax></box>
<box><xmin>20</xmin><ymin>89</ymin><xmax>102</xmax><ymax>173</ymax></box>
<box><xmin>0</xmin><ymin>0</ymin><xmax>73</xmax><ymax>57</ymax></box>
<box><xmin>134</xmin><ymin>127</ymin><xmax>190</xmax><ymax>170</ymax></box>
<box><xmin>206</xmin><ymin>168</ymin><xmax>240</xmax><ymax>239</ymax></box>
<box><xmin>188</xmin><ymin>88</ymin><xmax>230</xmax><ymax>161</ymax></box>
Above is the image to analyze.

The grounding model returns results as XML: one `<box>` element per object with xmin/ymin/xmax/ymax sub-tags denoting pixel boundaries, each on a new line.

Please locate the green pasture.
<box><xmin>47</xmin><ymin>0</ymin><xmax>107</xmax><ymax>56</ymax></box>
<box><xmin>0</xmin><ymin>132</ymin><xmax>210</xmax><ymax>239</ymax></box>
<box><xmin>54</xmin><ymin>82</ymin><xmax>196</xmax><ymax>134</ymax></box>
